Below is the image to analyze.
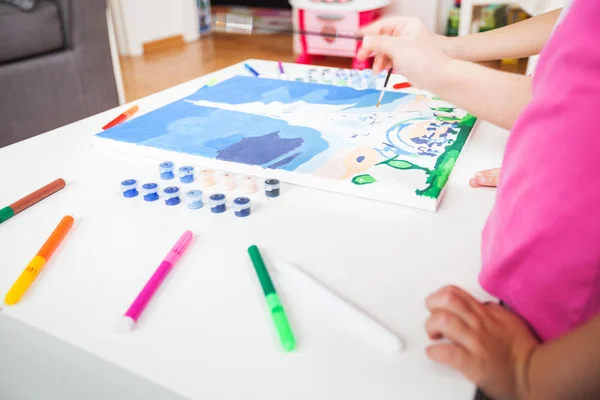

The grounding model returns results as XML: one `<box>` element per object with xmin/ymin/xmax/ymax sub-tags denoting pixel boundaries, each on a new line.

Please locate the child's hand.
<box><xmin>357</xmin><ymin>16</ymin><xmax>452</xmax><ymax>89</ymax></box>
<box><xmin>469</xmin><ymin>168</ymin><xmax>501</xmax><ymax>188</ymax></box>
<box><xmin>425</xmin><ymin>286</ymin><xmax>539</xmax><ymax>400</ymax></box>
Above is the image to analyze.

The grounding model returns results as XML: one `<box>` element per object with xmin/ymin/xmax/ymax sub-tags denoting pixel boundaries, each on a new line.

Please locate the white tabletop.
<box><xmin>0</xmin><ymin>60</ymin><xmax>508</xmax><ymax>400</ymax></box>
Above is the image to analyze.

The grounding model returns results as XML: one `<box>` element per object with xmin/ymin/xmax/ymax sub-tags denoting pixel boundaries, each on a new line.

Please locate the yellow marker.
<box><xmin>4</xmin><ymin>216</ymin><xmax>74</xmax><ymax>305</ymax></box>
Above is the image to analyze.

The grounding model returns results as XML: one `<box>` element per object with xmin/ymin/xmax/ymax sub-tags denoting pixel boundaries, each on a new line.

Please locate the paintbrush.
<box><xmin>376</xmin><ymin>68</ymin><xmax>393</xmax><ymax>108</ymax></box>
<box><xmin>214</xmin><ymin>13</ymin><xmax>363</xmax><ymax>41</ymax></box>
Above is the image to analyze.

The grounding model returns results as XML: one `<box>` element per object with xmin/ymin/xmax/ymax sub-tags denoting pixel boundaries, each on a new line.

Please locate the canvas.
<box><xmin>93</xmin><ymin>75</ymin><xmax>476</xmax><ymax>211</ymax></box>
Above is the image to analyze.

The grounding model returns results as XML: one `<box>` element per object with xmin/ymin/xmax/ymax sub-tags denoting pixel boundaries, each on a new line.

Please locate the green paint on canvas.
<box><xmin>416</xmin><ymin>114</ymin><xmax>477</xmax><ymax>199</ymax></box>
<box><xmin>352</xmin><ymin>174</ymin><xmax>377</xmax><ymax>185</ymax></box>
<box><xmin>377</xmin><ymin>157</ymin><xmax>431</xmax><ymax>173</ymax></box>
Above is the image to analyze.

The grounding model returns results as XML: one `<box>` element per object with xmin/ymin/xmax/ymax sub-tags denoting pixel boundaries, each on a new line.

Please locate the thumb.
<box><xmin>357</xmin><ymin>35</ymin><xmax>399</xmax><ymax>61</ymax></box>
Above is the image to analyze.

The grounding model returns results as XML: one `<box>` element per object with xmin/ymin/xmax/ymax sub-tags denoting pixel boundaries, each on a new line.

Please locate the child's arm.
<box><xmin>358</xmin><ymin>17</ymin><xmax>531</xmax><ymax>130</ymax></box>
<box><xmin>426</xmin><ymin>286</ymin><xmax>600</xmax><ymax>400</ymax></box>
<box><xmin>526</xmin><ymin>315</ymin><xmax>600</xmax><ymax>400</ymax></box>
<box><xmin>437</xmin><ymin>9</ymin><xmax>561</xmax><ymax>62</ymax></box>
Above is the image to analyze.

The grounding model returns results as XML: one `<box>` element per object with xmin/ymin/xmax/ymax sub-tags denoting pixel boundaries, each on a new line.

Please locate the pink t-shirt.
<box><xmin>480</xmin><ymin>0</ymin><xmax>600</xmax><ymax>341</ymax></box>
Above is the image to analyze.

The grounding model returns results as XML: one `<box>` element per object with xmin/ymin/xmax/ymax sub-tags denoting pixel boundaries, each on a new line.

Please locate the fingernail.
<box><xmin>362</xmin><ymin>36</ymin><xmax>373</xmax><ymax>46</ymax></box>
<box><xmin>478</xmin><ymin>176</ymin><xmax>489</xmax><ymax>184</ymax></box>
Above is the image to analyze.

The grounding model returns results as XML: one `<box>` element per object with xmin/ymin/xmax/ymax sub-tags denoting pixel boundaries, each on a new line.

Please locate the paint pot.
<box><xmin>264</xmin><ymin>178</ymin><xmax>280</xmax><ymax>198</ymax></box>
<box><xmin>141</xmin><ymin>183</ymin><xmax>159</xmax><ymax>202</ymax></box>
<box><xmin>242</xmin><ymin>176</ymin><xmax>258</xmax><ymax>194</ymax></box>
<box><xmin>200</xmin><ymin>169</ymin><xmax>215</xmax><ymax>187</ymax></box>
<box><xmin>186</xmin><ymin>190</ymin><xmax>203</xmax><ymax>210</ymax></box>
<box><xmin>320</xmin><ymin>68</ymin><xmax>333</xmax><ymax>84</ymax></box>
<box><xmin>351</xmin><ymin>74</ymin><xmax>366</xmax><ymax>90</ymax></box>
<box><xmin>336</xmin><ymin>68</ymin><xmax>349</xmax><ymax>80</ymax></box>
<box><xmin>121</xmin><ymin>179</ymin><xmax>139</xmax><ymax>198</ymax></box>
<box><xmin>363</xmin><ymin>69</ymin><xmax>376</xmax><ymax>89</ymax></box>
<box><xmin>179</xmin><ymin>166</ymin><xmax>194</xmax><ymax>183</ymax></box>
<box><xmin>159</xmin><ymin>161</ymin><xmax>175</xmax><ymax>180</ymax></box>
<box><xmin>163</xmin><ymin>186</ymin><xmax>181</xmax><ymax>206</ymax></box>
<box><xmin>222</xmin><ymin>172</ymin><xmax>236</xmax><ymax>191</ymax></box>
<box><xmin>232</xmin><ymin>197</ymin><xmax>251</xmax><ymax>217</ymax></box>
<box><xmin>208</xmin><ymin>193</ymin><xmax>226</xmax><ymax>213</ymax></box>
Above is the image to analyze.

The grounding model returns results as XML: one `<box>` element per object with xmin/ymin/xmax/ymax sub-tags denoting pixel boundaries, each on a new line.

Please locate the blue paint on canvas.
<box><xmin>96</xmin><ymin>76</ymin><xmax>413</xmax><ymax>172</ymax></box>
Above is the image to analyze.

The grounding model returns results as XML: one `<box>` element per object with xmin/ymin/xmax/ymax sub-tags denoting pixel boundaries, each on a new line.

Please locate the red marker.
<box><xmin>393</xmin><ymin>82</ymin><xmax>412</xmax><ymax>90</ymax></box>
<box><xmin>102</xmin><ymin>105</ymin><xmax>139</xmax><ymax>130</ymax></box>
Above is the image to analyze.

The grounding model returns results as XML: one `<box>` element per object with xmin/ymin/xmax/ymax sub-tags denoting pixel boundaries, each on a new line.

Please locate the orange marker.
<box><xmin>4</xmin><ymin>216</ymin><xmax>74</xmax><ymax>305</ymax></box>
<box><xmin>102</xmin><ymin>105</ymin><xmax>139</xmax><ymax>130</ymax></box>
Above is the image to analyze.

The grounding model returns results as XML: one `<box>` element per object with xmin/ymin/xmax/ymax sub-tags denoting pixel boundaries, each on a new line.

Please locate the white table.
<box><xmin>0</xmin><ymin>60</ymin><xmax>508</xmax><ymax>400</ymax></box>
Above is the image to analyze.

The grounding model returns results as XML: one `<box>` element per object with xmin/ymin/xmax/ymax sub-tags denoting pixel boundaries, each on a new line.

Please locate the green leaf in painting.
<box><xmin>352</xmin><ymin>174</ymin><xmax>377</xmax><ymax>185</ymax></box>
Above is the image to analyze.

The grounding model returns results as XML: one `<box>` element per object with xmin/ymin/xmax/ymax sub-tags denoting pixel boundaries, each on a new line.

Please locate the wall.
<box><xmin>110</xmin><ymin>0</ymin><xmax>200</xmax><ymax>56</ymax></box>
<box><xmin>393</xmin><ymin>0</ymin><xmax>447</xmax><ymax>33</ymax></box>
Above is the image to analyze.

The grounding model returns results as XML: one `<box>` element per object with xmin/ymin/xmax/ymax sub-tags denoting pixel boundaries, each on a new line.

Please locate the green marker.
<box><xmin>247</xmin><ymin>245</ymin><xmax>296</xmax><ymax>352</ymax></box>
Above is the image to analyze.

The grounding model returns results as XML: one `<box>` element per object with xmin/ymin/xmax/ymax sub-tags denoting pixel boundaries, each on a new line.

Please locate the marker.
<box><xmin>0</xmin><ymin>178</ymin><xmax>66</xmax><ymax>224</ymax></box>
<box><xmin>118</xmin><ymin>231</ymin><xmax>193</xmax><ymax>332</ymax></box>
<box><xmin>247</xmin><ymin>245</ymin><xmax>295</xmax><ymax>351</ymax></box>
<box><xmin>278</xmin><ymin>61</ymin><xmax>286</xmax><ymax>80</ymax></box>
<box><xmin>376</xmin><ymin>68</ymin><xmax>393</xmax><ymax>108</ymax></box>
<box><xmin>102</xmin><ymin>105</ymin><xmax>139</xmax><ymax>130</ymax></box>
<box><xmin>244</xmin><ymin>63</ymin><xmax>260</xmax><ymax>77</ymax></box>
<box><xmin>393</xmin><ymin>82</ymin><xmax>412</xmax><ymax>90</ymax></box>
<box><xmin>274</xmin><ymin>261</ymin><xmax>404</xmax><ymax>353</ymax></box>
<box><xmin>4</xmin><ymin>216</ymin><xmax>74</xmax><ymax>305</ymax></box>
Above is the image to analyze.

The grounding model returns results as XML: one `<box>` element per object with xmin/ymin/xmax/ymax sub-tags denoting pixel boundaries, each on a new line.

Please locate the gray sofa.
<box><xmin>0</xmin><ymin>0</ymin><xmax>119</xmax><ymax>148</ymax></box>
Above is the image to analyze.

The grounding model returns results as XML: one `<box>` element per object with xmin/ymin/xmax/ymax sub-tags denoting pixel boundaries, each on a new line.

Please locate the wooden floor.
<box><xmin>120</xmin><ymin>33</ymin><xmax>527</xmax><ymax>102</ymax></box>
<box><xmin>120</xmin><ymin>33</ymin><xmax>350</xmax><ymax>102</ymax></box>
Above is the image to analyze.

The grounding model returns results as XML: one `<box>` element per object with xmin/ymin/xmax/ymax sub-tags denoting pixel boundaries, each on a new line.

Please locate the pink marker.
<box><xmin>117</xmin><ymin>231</ymin><xmax>193</xmax><ymax>332</ymax></box>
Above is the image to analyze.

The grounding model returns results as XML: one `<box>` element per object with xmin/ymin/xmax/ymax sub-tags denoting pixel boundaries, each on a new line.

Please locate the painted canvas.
<box><xmin>93</xmin><ymin>75</ymin><xmax>476</xmax><ymax>210</ymax></box>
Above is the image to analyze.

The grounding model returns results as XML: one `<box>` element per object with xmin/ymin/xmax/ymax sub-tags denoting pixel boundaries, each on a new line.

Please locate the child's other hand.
<box><xmin>357</xmin><ymin>16</ymin><xmax>451</xmax><ymax>89</ymax></box>
<box><xmin>469</xmin><ymin>168</ymin><xmax>501</xmax><ymax>188</ymax></box>
<box><xmin>425</xmin><ymin>286</ymin><xmax>539</xmax><ymax>400</ymax></box>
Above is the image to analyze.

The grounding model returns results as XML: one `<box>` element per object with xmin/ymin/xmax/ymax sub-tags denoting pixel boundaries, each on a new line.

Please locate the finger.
<box><xmin>469</xmin><ymin>177</ymin><xmax>482</xmax><ymax>188</ymax></box>
<box><xmin>426</xmin><ymin>343</ymin><xmax>470</xmax><ymax>372</ymax></box>
<box><xmin>426</xmin><ymin>310</ymin><xmax>475</xmax><ymax>350</ymax></box>
<box><xmin>426</xmin><ymin>286</ymin><xmax>486</xmax><ymax>327</ymax></box>
<box><xmin>473</xmin><ymin>168</ymin><xmax>501</xmax><ymax>187</ymax></box>
<box><xmin>372</xmin><ymin>54</ymin><xmax>390</xmax><ymax>74</ymax></box>
<box><xmin>357</xmin><ymin>35</ymin><xmax>398</xmax><ymax>61</ymax></box>
<box><xmin>359</xmin><ymin>16</ymin><xmax>409</xmax><ymax>36</ymax></box>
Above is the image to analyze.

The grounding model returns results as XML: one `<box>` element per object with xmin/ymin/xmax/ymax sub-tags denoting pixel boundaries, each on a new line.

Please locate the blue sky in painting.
<box><xmin>188</xmin><ymin>76</ymin><xmax>410</xmax><ymax>109</ymax></box>
<box><xmin>96</xmin><ymin>76</ymin><xmax>411</xmax><ymax>171</ymax></box>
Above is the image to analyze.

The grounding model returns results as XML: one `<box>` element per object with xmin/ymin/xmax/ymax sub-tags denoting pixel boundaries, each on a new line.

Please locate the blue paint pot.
<box><xmin>264</xmin><ymin>179</ymin><xmax>280</xmax><ymax>198</ymax></box>
<box><xmin>163</xmin><ymin>186</ymin><xmax>181</xmax><ymax>206</ymax></box>
<box><xmin>159</xmin><ymin>161</ymin><xmax>175</xmax><ymax>180</ymax></box>
<box><xmin>186</xmin><ymin>190</ymin><xmax>203</xmax><ymax>210</ymax></box>
<box><xmin>232</xmin><ymin>197</ymin><xmax>251</xmax><ymax>217</ymax></box>
<box><xmin>121</xmin><ymin>179</ymin><xmax>138</xmax><ymax>198</ymax></box>
<box><xmin>209</xmin><ymin>193</ymin><xmax>226</xmax><ymax>213</ymax></box>
<box><xmin>179</xmin><ymin>166</ymin><xmax>194</xmax><ymax>183</ymax></box>
<box><xmin>141</xmin><ymin>182</ymin><xmax>159</xmax><ymax>202</ymax></box>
